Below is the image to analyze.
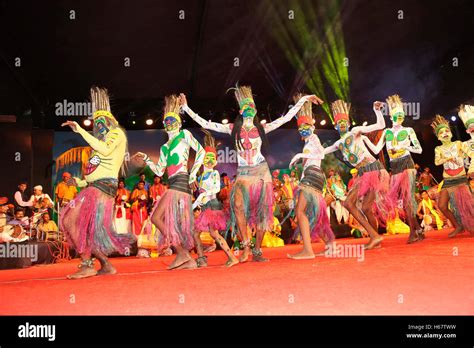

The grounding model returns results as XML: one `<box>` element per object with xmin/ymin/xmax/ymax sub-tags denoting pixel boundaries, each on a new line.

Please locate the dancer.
<box><xmin>135</xmin><ymin>94</ymin><xmax>205</xmax><ymax>269</ymax></box>
<box><xmin>192</xmin><ymin>130</ymin><xmax>239</xmax><ymax>268</ymax></box>
<box><xmin>61</xmin><ymin>87</ymin><xmax>133</xmax><ymax>279</ymax></box>
<box><xmin>287</xmin><ymin>93</ymin><xmax>334</xmax><ymax>259</ymax></box>
<box><xmin>458</xmin><ymin>104</ymin><xmax>474</xmax><ymax>178</ymax></box>
<box><xmin>431</xmin><ymin>115</ymin><xmax>474</xmax><ymax>237</ymax></box>
<box><xmin>363</xmin><ymin>95</ymin><xmax>424</xmax><ymax>243</ymax></box>
<box><xmin>180</xmin><ymin>88</ymin><xmax>320</xmax><ymax>262</ymax></box>
<box><xmin>324</xmin><ymin>100</ymin><xmax>389</xmax><ymax>249</ymax></box>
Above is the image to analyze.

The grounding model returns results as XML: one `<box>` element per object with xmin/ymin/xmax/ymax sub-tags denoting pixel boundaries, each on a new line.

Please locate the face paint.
<box><xmin>163</xmin><ymin>116</ymin><xmax>180</xmax><ymax>132</ymax></box>
<box><xmin>298</xmin><ymin>124</ymin><xmax>313</xmax><ymax>138</ymax></box>
<box><xmin>240</xmin><ymin>102</ymin><xmax>257</xmax><ymax>119</ymax></box>
<box><xmin>392</xmin><ymin>112</ymin><xmax>405</xmax><ymax>125</ymax></box>
<box><xmin>437</xmin><ymin>127</ymin><xmax>452</xmax><ymax>143</ymax></box>
<box><xmin>336</xmin><ymin>120</ymin><xmax>349</xmax><ymax>134</ymax></box>
<box><xmin>203</xmin><ymin>152</ymin><xmax>217</xmax><ymax>168</ymax></box>
<box><xmin>95</xmin><ymin>117</ymin><xmax>109</xmax><ymax>134</ymax></box>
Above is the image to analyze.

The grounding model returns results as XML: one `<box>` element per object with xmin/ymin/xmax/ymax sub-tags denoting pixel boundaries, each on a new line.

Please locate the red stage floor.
<box><xmin>0</xmin><ymin>229</ymin><xmax>472</xmax><ymax>315</ymax></box>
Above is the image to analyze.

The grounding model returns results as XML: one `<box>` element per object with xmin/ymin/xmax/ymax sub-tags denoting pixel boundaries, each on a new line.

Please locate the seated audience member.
<box><xmin>37</xmin><ymin>212</ymin><xmax>59</xmax><ymax>240</ymax></box>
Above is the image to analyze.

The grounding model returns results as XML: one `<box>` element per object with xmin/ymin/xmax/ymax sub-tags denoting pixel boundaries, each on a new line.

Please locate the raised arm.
<box><xmin>183</xmin><ymin>130</ymin><xmax>206</xmax><ymax>183</ymax></box>
<box><xmin>407</xmin><ymin>128</ymin><xmax>422</xmax><ymax>154</ymax></box>
<box><xmin>352</xmin><ymin>102</ymin><xmax>385</xmax><ymax>134</ymax></box>
<box><xmin>180</xmin><ymin>95</ymin><xmax>231</xmax><ymax>134</ymax></box>
<box><xmin>264</xmin><ymin>95</ymin><xmax>322</xmax><ymax>133</ymax></box>
<box><xmin>362</xmin><ymin>131</ymin><xmax>386</xmax><ymax>155</ymax></box>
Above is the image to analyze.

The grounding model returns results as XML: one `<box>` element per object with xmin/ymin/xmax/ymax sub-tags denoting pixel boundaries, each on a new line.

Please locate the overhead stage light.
<box><xmin>83</xmin><ymin>119</ymin><xmax>92</xmax><ymax>127</ymax></box>
<box><xmin>146</xmin><ymin>119</ymin><xmax>153</xmax><ymax>126</ymax></box>
<box><xmin>222</xmin><ymin>119</ymin><xmax>229</xmax><ymax>124</ymax></box>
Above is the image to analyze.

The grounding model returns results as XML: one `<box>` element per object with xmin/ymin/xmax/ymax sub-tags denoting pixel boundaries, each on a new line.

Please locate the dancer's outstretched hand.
<box><xmin>131</xmin><ymin>152</ymin><xmax>148</xmax><ymax>164</ymax></box>
<box><xmin>190</xmin><ymin>180</ymin><xmax>198</xmax><ymax>192</ymax></box>
<box><xmin>373</xmin><ymin>101</ymin><xmax>384</xmax><ymax>111</ymax></box>
<box><xmin>289</xmin><ymin>154</ymin><xmax>301</xmax><ymax>168</ymax></box>
<box><xmin>179</xmin><ymin>93</ymin><xmax>188</xmax><ymax>106</ymax></box>
<box><xmin>61</xmin><ymin>120</ymin><xmax>79</xmax><ymax>132</ymax></box>
<box><xmin>308</xmin><ymin>95</ymin><xmax>324</xmax><ymax>105</ymax></box>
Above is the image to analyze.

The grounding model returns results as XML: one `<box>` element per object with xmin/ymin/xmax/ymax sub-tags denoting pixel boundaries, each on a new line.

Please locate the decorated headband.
<box><xmin>458</xmin><ymin>104</ymin><xmax>474</xmax><ymax>129</ymax></box>
<box><xmin>293</xmin><ymin>93</ymin><xmax>315</xmax><ymax>127</ymax></box>
<box><xmin>164</xmin><ymin>111</ymin><xmax>182</xmax><ymax>123</ymax></box>
<box><xmin>430</xmin><ymin>114</ymin><xmax>450</xmax><ymax>135</ymax></box>
<box><xmin>331</xmin><ymin>100</ymin><xmax>350</xmax><ymax>123</ymax></box>
<box><xmin>386</xmin><ymin>94</ymin><xmax>405</xmax><ymax>117</ymax></box>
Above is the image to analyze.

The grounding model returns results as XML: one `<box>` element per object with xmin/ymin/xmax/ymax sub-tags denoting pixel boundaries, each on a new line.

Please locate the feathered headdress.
<box><xmin>163</xmin><ymin>94</ymin><xmax>182</xmax><ymax>123</ymax></box>
<box><xmin>431</xmin><ymin>114</ymin><xmax>450</xmax><ymax>135</ymax></box>
<box><xmin>90</xmin><ymin>86</ymin><xmax>118</xmax><ymax>124</ymax></box>
<box><xmin>458</xmin><ymin>104</ymin><xmax>474</xmax><ymax>130</ymax></box>
<box><xmin>386</xmin><ymin>94</ymin><xmax>405</xmax><ymax>117</ymax></box>
<box><xmin>202</xmin><ymin>129</ymin><xmax>219</xmax><ymax>155</ymax></box>
<box><xmin>331</xmin><ymin>100</ymin><xmax>350</xmax><ymax>123</ymax></box>
<box><xmin>293</xmin><ymin>93</ymin><xmax>314</xmax><ymax>127</ymax></box>
<box><xmin>229</xmin><ymin>85</ymin><xmax>255</xmax><ymax>109</ymax></box>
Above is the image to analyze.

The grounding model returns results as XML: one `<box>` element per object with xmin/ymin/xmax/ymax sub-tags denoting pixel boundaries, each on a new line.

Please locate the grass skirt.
<box><xmin>230</xmin><ymin>161</ymin><xmax>274</xmax><ymax>234</ymax></box>
<box><xmin>155</xmin><ymin>188</ymin><xmax>194</xmax><ymax>250</ymax></box>
<box><xmin>60</xmin><ymin>185</ymin><xmax>134</xmax><ymax>256</ymax></box>
<box><xmin>444</xmin><ymin>179</ymin><xmax>474</xmax><ymax>232</ymax></box>
<box><xmin>195</xmin><ymin>199</ymin><xmax>228</xmax><ymax>232</ymax></box>
<box><xmin>352</xmin><ymin>161</ymin><xmax>392</xmax><ymax>226</ymax></box>
<box><xmin>298</xmin><ymin>186</ymin><xmax>334</xmax><ymax>242</ymax></box>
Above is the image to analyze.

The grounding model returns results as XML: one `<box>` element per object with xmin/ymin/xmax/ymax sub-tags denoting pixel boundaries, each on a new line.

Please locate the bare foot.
<box><xmin>225</xmin><ymin>257</ymin><xmax>239</xmax><ymax>268</ymax></box>
<box><xmin>174</xmin><ymin>258</ymin><xmax>198</xmax><ymax>270</ymax></box>
<box><xmin>448</xmin><ymin>226</ymin><xmax>464</xmax><ymax>238</ymax></box>
<box><xmin>287</xmin><ymin>249</ymin><xmax>315</xmax><ymax>260</ymax></box>
<box><xmin>168</xmin><ymin>253</ymin><xmax>191</xmax><ymax>270</ymax></box>
<box><xmin>67</xmin><ymin>266</ymin><xmax>97</xmax><ymax>280</ymax></box>
<box><xmin>97</xmin><ymin>263</ymin><xmax>117</xmax><ymax>275</ymax></box>
<box><xmin>364</xmin><ymin>236</ymin><xmax>383</xmax><ymax>250</ymax></box>
<box><xmin>407</xmin><ymin>235</ymin><xmax>421</xmax><ymax>244</ymax></box>
<box><xmin>239</xmin><ymin>247</ymin><xmax>250</xmax><ymax>263</ymax></box>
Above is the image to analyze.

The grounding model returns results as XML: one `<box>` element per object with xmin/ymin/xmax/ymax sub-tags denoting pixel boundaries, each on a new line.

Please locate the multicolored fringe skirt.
<box><xmin>387</xmin><ymin>155</ymin><xmax>417</xmax><ymax>219</ymax></box>
<box><xmin>230</xmin><ymin>161</ymin><xmax>274</xmax><ymax>234</ymax></box>
<box><xmin>443</xmin><ymin>176</ymin><xmax>474</xmax><ymax>232</ymax></box>
<box><xmin>155</xmin><ymin>173</ymin><xmax>194</xmax><ymax>250</ymax></box>
<box><xmin>297</xmin><ymin>166</ymin><xmax>334</xmax><ymax>242</ymax></box>
<box><xmin>352</xmin><ymin>160</ymin><xmax>392</xmax><ymax>226</ymax></box>
<box><xmin>194</xmin><ymin>198</ymin><xmax>228</xmax><ymax>232</ymax></box>
<box><xmin>60</xmin><ymin>178</ymin><xmax>134</xmax><ymax>257</ymax></box>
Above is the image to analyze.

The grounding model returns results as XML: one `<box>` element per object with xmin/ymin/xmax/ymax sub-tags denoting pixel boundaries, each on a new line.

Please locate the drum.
<box><xmin>2</xmin><ymin>224</ymin><xmax>27</xmax><ymax>240</ymax></box>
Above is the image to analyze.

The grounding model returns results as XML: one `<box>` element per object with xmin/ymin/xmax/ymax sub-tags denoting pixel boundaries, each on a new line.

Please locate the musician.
<box><xmin>418</xmin><ymin>167</ymin><xmax>436</xmax><ymax>191</ymax></box>
<box><xmin>37</xmin><ymin>212</ymin><xmax>59</xmax><ymax>240</ymax></box>
<box><xmin>417</xmin><ymin>190</ymin><xmax>444</xmax><ymax>231</ymax></box>
<box><xmin>0</xmin><ymin>199</ymin><xmax>28</xmax><ymax>243</ymax></box>
<box><xmin>14</xmin><ymin>182</ymin><xmax>33</xmax><ymax>214</ymax></box>
<box><xmin>30</xmin><ymin>185</ymin><xmax>53</xmax><ymax>209</ymax></box>
<box><xmin>55</xmin><ymin>172</ymin><xmax>78</xmax><ymax>207</ymax></box>
<box><xmin>9</xmin><ymin>208</ymin><xmax>30</xmax><ymax>228</ymax></box>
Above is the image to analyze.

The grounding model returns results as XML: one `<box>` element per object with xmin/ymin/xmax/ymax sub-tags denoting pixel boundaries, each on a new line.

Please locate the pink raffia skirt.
<box><xmin>230</xmin><ymin>161</ymin><xmax>274</xmax><ymax>233</ymax></box>
<box><xmin>387</xmin><ymin>155</ymin><xmax>417</xmax><ymax>219</ymax></box>
<box><xmin>298</xmin><ymin>165</ymin><xmax>334</xmax><ymax>242</ymax></box>
<box><xmin>352</xmin><ymin>160</ymin><xmax>393</xmax><ymax>226</ymax></box>
<box><xmin>153</xmin><ymin>188</ymin><xmax>194</xmax><ymax>250</ymax></box>
<box><xmin>443</xmin><ymin>176</ymin><xmax>474</xmax><ymax>232</ymax></box>
<box><xmin>195</xmin><ymin>198</ymin><xmax>228</xmax><ymax>232</ymax></box>
<box><xmin>60</xmin><ymin>180</ymin><xmax>134</xmax><ymax>257</ymax></box>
